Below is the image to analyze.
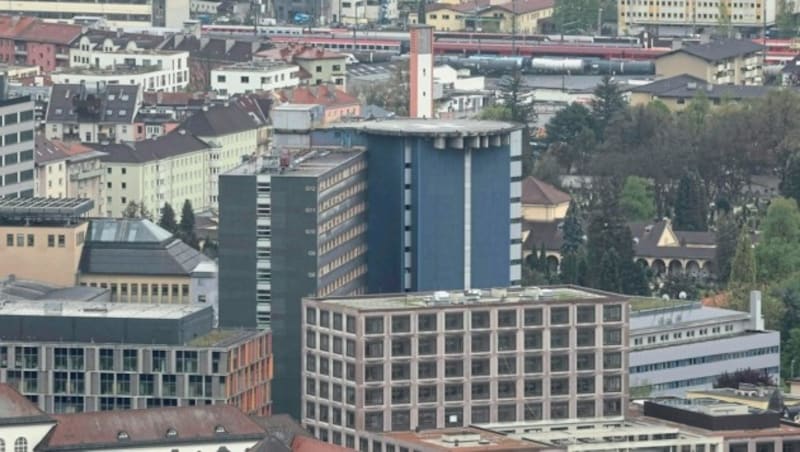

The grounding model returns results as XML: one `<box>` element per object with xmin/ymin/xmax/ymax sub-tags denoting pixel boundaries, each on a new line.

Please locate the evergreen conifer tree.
<box><xmin>158</xmin><ymin>203</ymin><xmax>178</xmax><ymax>235</ymax></box>
<box><xmin>673</xmin><ymin>171</ymin><xmax>708</xmax><ymax>231</ymax></box>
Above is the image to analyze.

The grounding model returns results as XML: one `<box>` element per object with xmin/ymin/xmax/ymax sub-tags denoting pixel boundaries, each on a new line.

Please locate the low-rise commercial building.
<box><xmin>211</xmin><ymin>61</ymin><xmax>300</xmax><ymax>96</ymax></box>
<box><xmin>655</xmin><ymin>39</ymin><xmax>765</xmax><ymax>86</ymax></box>
<box><xmin>0</xmin><ymin>300</ymin><xmax>271</xmax><ymax>416</ymax></box>
<box><xmin>630</xmin><ymin>294</ymin><xmax>780</xmax><ymax>398</ymax></box>
<box><xmin>302</xmin><ymin>286</ymin><xmax>629</xmax><ymax>449</ymax></box>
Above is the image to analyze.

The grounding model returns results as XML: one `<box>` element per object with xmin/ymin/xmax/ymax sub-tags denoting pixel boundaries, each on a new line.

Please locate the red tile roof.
<box><xmin>427</xmin><ymin>0</ymin><xmax>552</xmax><ymax>14</ymax></box>
<box><xmin>275</xmin><ymin>85</ymin><xmax>359</xmax><ymax>108</ymax></box>
<box><xmin>17</xmin><ymin>21</ymin><xmax>82</xmax><ymax>45</ymax></box>
<box><xmin>521</xmin><ymin>176</ymin><xmax>571</xmax><ymax>206</ymax></box>
<box><xmin>0</xmin><ymin>383</ymin><xmax>53</xmax><ymax>423</ymax></box>
<box><xmin>292</xmin><ymin>436</ymin><xmax>355</xmax><ymax>452</ymax></box>
<box><xmin>258</xmin><ymin>44</ymin><xmax>345</xmax><ymax>63</ymax></box>
<box><xmin>0</xmin><ymin>15</ymin><xmax>36</xmax><ymax>40</ymax></box>
<box><xmin>41</xmin><ymin>405</ymin><xmax>265</xmax><ymax>450</ymax></box>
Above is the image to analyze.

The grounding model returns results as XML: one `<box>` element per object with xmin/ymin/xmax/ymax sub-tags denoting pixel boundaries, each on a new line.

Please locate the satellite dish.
<box><xmin>679</xmin><ymin>291</ymin><xmax>687</xmax><ymax>300</ymax></box>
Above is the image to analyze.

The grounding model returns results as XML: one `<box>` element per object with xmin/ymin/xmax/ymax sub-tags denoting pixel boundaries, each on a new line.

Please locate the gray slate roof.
<box><xmin>181</xmin><ymin>103</ymin><xmax>265</xmax><ymax>138</ymax></box>
<box><xmin>664</xmin><ymin>39</ymin><xmax>763</xmax><ymax>62</ymax></box>
<box><xmin>630</xmin><ymin>74</ymin><xmax>774</xmax><ymax>100</ymax></box>
<box><xmin>93</xmin><ymin>129</ymin><xmax>210</xmax><ymax>164</ymax></box>
<box><xmin>79</xmin><ymin>219</ymin><xmax>210</xmax><ymax>276</ymax></box>
<box><xmin>46</xmin><ymin>84</ymin><xmax>139</xmax><ymax>124</ymax></box>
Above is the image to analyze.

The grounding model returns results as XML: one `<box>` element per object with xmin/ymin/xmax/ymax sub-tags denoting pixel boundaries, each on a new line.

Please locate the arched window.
<box><xmin>0</xmin><ymin>438</ymin><xmax>5</xmax><ymax>452</ymax></box>
<box><xmin>14</xmin><ymin>438</ymin><xmax>27</xmax><ymax>452</ymax></box>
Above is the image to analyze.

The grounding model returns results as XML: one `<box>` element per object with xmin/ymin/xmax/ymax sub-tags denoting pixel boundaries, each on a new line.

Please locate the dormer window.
<box><xmin>165</xmin><ymin>428</ymin><xmax>178</xmax><ymax>438</ymax></box>
<box><xmin>117</xmin><ymin>431</ymin><xmax>129</xmax><ymax>441</ymax></box>
<box><xmin>214</xmin><ymin>425</ymin><xmax>227</xmax><ymax>434</ymax></box>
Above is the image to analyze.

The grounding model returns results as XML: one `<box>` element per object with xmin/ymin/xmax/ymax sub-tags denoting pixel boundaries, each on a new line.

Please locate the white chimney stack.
<box><xmin>750</xmin><ymin>290</ymin><xmax>764</xmax><ymax>331</ymax></box>
<box><xmin>409</xmin><ymin>25</ymin><xmax>434</xmax><ymax>119</ymax></box>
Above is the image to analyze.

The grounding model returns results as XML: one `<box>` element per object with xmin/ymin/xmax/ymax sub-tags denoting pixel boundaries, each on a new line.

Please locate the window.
<box><xmin>444</xmin><ymin>335</ymin><xmax>463</xmax><ymax>354</ymax></box>
<box><xmin>418</xmin><ymin>361</ymin><xmax>437</xmax><ymax>379</ymax></box>
<box><xmin>418</xmin><ymin>313</ymin><xmax>436</xmax><ymax>331</ymax></box>
<box><xmin>5</xmin><ymin>234</ymin><xmax>11</xmax><ymax>246</ymax></box>
<box><xmin>365</xmin><ymin>316</ymin><xmax>384</xmax><ymax>334</ymax></box>
<box><xmin>603</xmin><ymin>328</ymin><xmax>622</xmax><ymax>346</ymax></box>
<box><xmin>365</xmin><ymin>364</ymin><xmax>383</xmax><ymax>381</ymax></box>
<box><xmin>604</xmin><ymin>304</ymin><xmax>622</xmax><ymax>322</ymax></box>
<box><xmin>444</xmin><ymin>360</ymin><xmax>463</xmax><ymax>378</ymax></box>
<box><xmin>577</xmin><ymin>400</ymin><xmax>595</xmax><ymax>418</ymax></box>
<box><xmin>471</xmin><ymin>311</ymin><xmax>489</xmax><ymax>329</ymax></box>
<box><xmin>471</xmin><ymin>358</ymin><xmax>489</xmax><ymax>376</ymax></box>
<box><xmin>365</xmin><ymin>412</ymin><xmax>383</xmax><ymax>432</ymax></box>
<box><xmin>176</xmin><ymin>351</ymin><xmax>198</xmax><ymax>373</ymax></box>
<box><xmin>524</xmin><ymin>379</ymin><xmax>542</xmax><ymax>397</ymax></box>
<box><xmin>57</xmin><ymin>234</ymin><xmax>65</xmax><ymax>247</ymax></box>
<box><xmin>365</xmin><ymin>340</ymin><xmax>383</xmax><ymax>358</ymax></box>
<box><xmin>498</xmin><ymin>309</ymin><xmax>516</xmax><ymax>327</ymax></box>
<box><xmin>551</xmin><ymin>307</ymin><xmax>569</xmax><ymax>324</ymax></box>
<box><xmin>418</xmin><ymin>336</ymin><xmax>437</xmax><ymax>355</ymax></box>
<box><xmin>524</xmin><ymin>331</ymin><xmax>542</xmax><ymax>349</ymax></box>
<box><xmin>472</xmin><ymin>382</ymin><xmax>490</xmax><ymax>400</ymax></box>
<box><xmin>604</xmin><ymin>375</ymin><xmax>622</xmax><ymax>393</ymax></box>
<box><xmin>525</xmin><ymin>355</ymin><xmax>542</xmax><ymax>373</ymax></box>
<box><xmin>392</xmin><ymin>363</ymin><xmax>410</xmax><ymax>380</ymax></box>
<box><xmin>551</xmin><ymin>354</ymin><xmax>569</xmax><ymax>372</ymax></box>
<box><xmin>392</xmin><ymin>315</ymin><xmax>410</xmax><ymax>333</ymax></box>
<box><xmin>577</xmin><ymin>376</ymin><xmax>595</xmax><ymax>394</ymax></box>
<box><xmin>497</xmin><ymin>332</ymin><xmax>516</xmax><ymax>351</ymax></box>
<box><xmin>99</xmin><ymin>349</ymin><xmax>114</xmax><ymax>370</ymax></box>
<box><xmin>577</xmin><ymin>305</ymin><xmax>595</xmax><ymax>323</ymax></box>
<box><xmin>471</xmin><ymin>333</ymin><xmax>490</xmax><ymax>352</ymax></box>
<box><xmin>240</xmin><ymin>75</ymin><xmax>249</xmax><ymax>83</ymax></box>
<box><xmin>551</xmin><ymin>329</ymin><xmax>569</xmax><ymax>348</ymax></box>
<box><xmin>604</xmin><ymin>352</ymin><xmax>621</xmax><ymax>369</ymax></box>
<box><xmin>47</xmin><ymin>235</ymin><xmax>54</xmax><ymax>247</ymax></box>
<box><xmin>122</xmin><ymin>350</ymin><xmax>137</xmax><ymax>371</ymax></box>
<box><xmin>577</xmin><ymin>328</ymin><xmax>595</xmax><ymax>347</ymax></box>
<box><xmin>498</xmin><ymin>380</ymin><xmax>516</xmax><ymax>398</ymax></box>
<box><xmin>13</xmin><ymin>438</ymin><xmax>26</xmax><ymax>452</ymax></box>
<box><xmin>445</xmin><ymin>312</ymin><xmax>463</xmax><ymax>330</ymax></box>
<box><xmin>418</xmin><ymin>385</ymin><xmax>437</xmax><ymax>403</ymax></box>
<box><xmin>152</xmin><ymin>350</ymin><xmax>166</xmax><ymax>372</ymax></box>
<box><xmin>577</xmin><ymin>353</ymin><xmax>595</xmax><ymax>371</ymax></box>
<box><xmin>217</xmin><ymin>75</ymin><xmax>226</xmax><ymax>82</ymax></box>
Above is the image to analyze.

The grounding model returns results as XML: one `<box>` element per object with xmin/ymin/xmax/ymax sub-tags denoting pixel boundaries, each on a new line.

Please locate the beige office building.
<box><xmin>302</xmin><ymin>286</ymin><xmax>629</xmax><ymax>451</ymax></box>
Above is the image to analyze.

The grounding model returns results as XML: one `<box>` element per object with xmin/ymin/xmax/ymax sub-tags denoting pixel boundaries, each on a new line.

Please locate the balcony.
<box><xmin>70</xmin><ymin>167</ymin><xmax>104</xmax><ymax>181</ymax></box>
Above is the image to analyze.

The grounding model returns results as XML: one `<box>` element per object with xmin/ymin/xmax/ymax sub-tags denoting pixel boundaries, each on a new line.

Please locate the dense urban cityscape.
<box><xmin>1</xmin><ymin>0</ymin><xmax>800</xmax><ymax>451</ymax></box>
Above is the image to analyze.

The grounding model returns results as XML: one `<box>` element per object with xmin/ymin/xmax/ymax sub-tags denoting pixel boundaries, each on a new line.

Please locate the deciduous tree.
<box><xmin>620</xmin><ymin>176</ymin><xmax>655</xmax><ymax>221</ymax></box>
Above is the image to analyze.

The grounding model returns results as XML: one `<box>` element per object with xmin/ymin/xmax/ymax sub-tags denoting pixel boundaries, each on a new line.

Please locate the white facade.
<box><xmin>618</xmin><ymin>0</ymin><xmax>778</xmax><ymax>34</ymax></box>
<box><xmin>410</xmin><ymin>27</ymin><xmax>433</xmax><ymax>119</ymax></box>
<box><xmin>630</xmin><ymin>300</ymin><xmax>781</xmax><ymax>397</ymax></box>
<box><xmin>52</xmin><ymin>65</ymin><xmax>188</xmax><ymax>92</ymax></box>
<box><xmin>330</xmin><ymin>0</ymin><xmax>398</xmax><ymax>24</ymax></box>
<box><xmin>0</xmin><ymin>423</ymin><xmax>56</xmax><ymax>452</ymax></box>
<box><xmin>0</xmin><ymin>0</ymin><xmax>190</xmax><ymax>28</ymax></box>
<box><xmin>190</xmin><ymin>0</ymin><xmax>221</xmax><ymax>14</ymax></box>
<box><xmin>211</xmin><ymin>62</ymin><xmax>300</xmax><ymax>96</ymax></box>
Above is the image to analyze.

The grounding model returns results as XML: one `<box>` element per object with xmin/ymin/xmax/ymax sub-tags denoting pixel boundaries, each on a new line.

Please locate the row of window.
<box><xmin>4</xmin><ymin>233</ymin><xmax>67</xmax><ymax>248</ymax></box>
<box><xmin>0</xmin><ymin>109</ymin><xmax>33</xmax><ymax>126</ymax></box>
<box><xmin>0</xmin><ymin>130</ymin><xmax>34</xmax><ymax>147</ymax></box>
<box><xmin>0</xmin><ymin>438</ymin><xmax>28</xmax><ymax>452</ymax></box>
<box><xmin>319</xmin><ymin>223</ymin><xmax>366</xmax><ymax>255</ymax></box>
<box><xmin>360</xmin><ymin>304</ymin><xmax>623</xmax><ymax>335</ymax></box>
<box><xmin>318</xmin><ymin>244</ymin><xmax>366</xmax><ymax>278</ymax></box>
<box><xmin>319</xmin><ymin>181</ymin><xmax>366</xmax><ymax>213</ymax></box>
<box><xmin>0</xmin><ymin>169</ymin><xmax>33</xmax><ymax>187</ymax></box>
<box><xmin>0</xmin><ymin>347</ymin><xmax>221</xmax><ymax>374</ymax></box>
<box><xmin>319</xmin><ymin>160</ymin><xmax>366</xmax><ymax>192</ymax></box>
<box><xmin>318</xmin><ymin>264</ymin><xmax>367</xmax><ymax>297</ymax></box>
<box><xmin>633</xmin><ymin>322</ymin><xmax>737</xmax><ymax>346</ymax></box>
<box><xmin>0</xmin><ymin>149</ymin><xmax>33</xmax><ymax>167</ymax></box>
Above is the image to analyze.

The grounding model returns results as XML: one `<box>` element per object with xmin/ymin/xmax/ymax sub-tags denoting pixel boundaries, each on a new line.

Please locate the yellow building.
<box><xmin>35</xmin><ymin>136</ymin><xmax>107</xmax><ymax>216</ymax></box>
<box><xmin>426</xmin><ymin>0</ymin><xmax>553</xmax><ymax>33</ymax></box>
<box><xmin>655</xmin><ymin>39</ymin><xmax>765</xmax><ymax>86</ymax></box>
<box><xmin>521</xmin><ymin>176</ymin><xmax>570</xmax><ymax>223</ymax></box>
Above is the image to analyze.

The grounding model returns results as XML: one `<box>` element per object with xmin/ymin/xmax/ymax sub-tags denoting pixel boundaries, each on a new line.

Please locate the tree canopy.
<box><xmin>620</xmin><ymin>176</ymin><xmax>655</xmax><ymax>221</ymax></box>
<box><xmin>158</xmin><ymin>203</ymin><xmax>178</xmax><ymax>235</ymax></box>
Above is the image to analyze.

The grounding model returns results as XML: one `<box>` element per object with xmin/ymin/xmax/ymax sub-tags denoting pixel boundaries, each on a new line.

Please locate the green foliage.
<box><xmin>158</xmin><ymin>203</ymin><xmax>178</xmax><ymax>235</ymax></box>
<box><xmin>123</xmin><ymin>201</ymin><xmax>140</xmax><ymax>219</ymax></box>
<box><xmin>781</xmin><ymin>152</ymin><xmax>800</xmax><ymax>205</ymax></box>
<box><xmin>730</xmin><ymin>229</ymin><xmax>756</xmax><ymax>286</ymax></box>
<box><xmin>777</xmin><ymin>0</ymin><xmax>798</xmax><ymax>38</ymax></box>
<box><xmin>496</xmin><ymin>69</ymin><xmax>536</xmax><ymax>125</ymax></box>
<box><xmin>532</xmin><ymin>152</ymin><xmax>561</xmax><ymax>188</ymax></box>
<box><xmin>179</xmin><ymin>199</ymin><xmax>199</xmax><ymax>249</ymax></box>
<box><xmin>478</xmin><ymin>105</ymin><xmax>514</xmax><ymax>121</ymax></box>
<box><xmin>553</xmin><ymin>0</ymin><xmax>615</xmax><ymax>34</ymax></box>
<box><xmin>716</xmin><ymin>0</ymin><xmax>733</xmax><ymax>37</ymax></box>
<box><xmin>715</xmin><ymin>213</ymin><xmax>739</xmax><ymax>284</ymax></box>
<box><xmin>756</xmin><ymin>197</ymin><xmax>800</xmax><ymax>282</ymax></box>
<box><xmin>545</xmin><ymin>102</ymin><xmax>596</xmax><ymax>172</ymax></box>
<box><xmin>714</xmin><ymin>368</ymin><xmax>775</xmax><ymax>389</ymax></box>
<box><xmin>620</xmin><ymin>176</ymin><xmax>655</xmax><ymax>221</ymax></box>
<box><xmin>782</xmin><ymin>327</ymin><xmax>800</xmax><ymax>379</ymax></box>
<box><xmin>598</xmin><ymin>248</ymin><xmax>621</xmax><ymax>292</ymax></box>
<box><xmin>673</xmin><ymin>171</ymin><xmax>708</xmax><ymax>231</ymax></box>
<box><xmin>350</xmin><ymin>61</ymin><xmax>409</xmax><ymax>116</ymax></box>
<box><xmin>560</xmin><ymin>200</ymin><xmax>584</xmax><ymax>255</ymax></box>
<box><xmin>590</xmin><ymin>75</ymin><xmax>626</xmax><ymax>141</ymax></box>
<box><xmin>659</xmin><ymin>273</ymin><xmax>702</xmax><ymax>300</ymax></box>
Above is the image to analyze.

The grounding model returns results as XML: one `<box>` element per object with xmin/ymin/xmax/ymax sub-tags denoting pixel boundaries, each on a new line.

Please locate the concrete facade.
<box><xmin>211</xmin><ymin>62</ymin><xmax>300</xmax><ymax>96</ymax></box>
<box><xmin>0</xmin><ymin>96</ymin><xmax>35</xmax><ymax>198</ymax></box>
<box><xmin>630</xmin><ymin>301</ymin><xmax>780</xmax><ymax>397</ymax></box>
<box><xmin>0</xmin><ymin>0</ymin><xmax>191</xmax><ymax>28</ymax></box>
<box><xmin>302</xmin><ymin>286</ymin><xmax>629</xmax><ymax>450</ymax></box>
<box><xmin>618</xmin><ymin>0</ymin><xmax>777</xmax><ymax>35</ymax></box>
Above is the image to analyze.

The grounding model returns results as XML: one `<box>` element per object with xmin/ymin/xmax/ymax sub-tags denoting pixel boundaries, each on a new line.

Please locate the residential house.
<box><xmin>44</xmin><ymin>84</ymin><xmax>143</xmax><ymax>144</ymax></box>
<box><xmin>161</xmin><ymin>33</ymin><xmax>271</xmax><ymax>90</ymax></box>
<box><xmin>0</xmin><ymin>384</ymin><xmax>57</xmax><ymax>452</ymax></box>
<box><xmin>0</xmin><ymin>17</ymin><xmax>81</xmax><ymax>72</ymax></box>
<box><xmin>211</xmin><ymin>61</ymin><xmax>300</xmax><ymax>96</ymax></box>
<box><xmin>274</xmin><ymin>85</ymin><xmax>361</xmax><ymax>124</ymax></box>
<box><xmin>425</xmin><ymin>0</ymin><xmax>554</xmax><ymax>33</ymax></box>
<box><xmin>181</xmin><ymin>103</ymin><xmax>264</xmax><ymax>206</ymax></box>
<box><xmin>94</xmin><ymin>129</ymin><xmax>213</xmax><ymax>216</ymax></box>
<box><xmin>521</xmin><ymin>176</ymin><xmax>571</xmax><ymax>222</ymax></box>
<box><xmin>34</xmin><ymin>136</ymin><xmax>107</xmax><ymax>216</ymax></box>
<box><xmin>655</xmin><ymin>39</ymin><xmax>765</xmax><ymax>86</ymax></box>
<box><xmin>257</xmin><ymin>45</ymin><xmax>348</xmax><ymax>88</ymax></box>
<box><xmin>628</xmin><ymin>74</ymin><xmax>774</xmax><ymax>111</ymax></box>
<box><xmin>433</xmin><ymin>65</ymin><xmax>492</xmax><ymax>119</ymax></box>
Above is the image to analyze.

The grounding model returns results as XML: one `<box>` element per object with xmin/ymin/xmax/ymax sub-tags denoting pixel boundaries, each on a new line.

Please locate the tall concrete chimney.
<box><xmin>750</xmin><ymin>290</ymin><xmax>764</xmax><ymax>331</ymax></box>
<box><xmin>409</xmin><ymin>25</ymin><xmax>434</xmax><ymax>119</ymax></box>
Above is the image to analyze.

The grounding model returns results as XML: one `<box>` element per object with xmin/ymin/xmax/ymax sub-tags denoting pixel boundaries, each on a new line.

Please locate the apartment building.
<box><xmin>0</xmin><ymin>94</ymin><xmax>35</xmax><ymax>198</ymax></box>
<box><xmin>45</xmin><ymin>84</ymin><xmax>142</xmax><ymax>144</ymax></box>
<box><xmin>182</xmin><ymin>103</ymin><xmax>264</xmax><ymax>207</ymax></box>
<box><xmin>0</xmin><ymin>0</ymin><xmax>191</xmax><ymax>28</ymax></box>
<box><xmin>618</xmin><ymin>0</ymin><xmax>777</xmax><ymax>35</ymax></box>
<box><xmin>67</xmin><ymin>38</ymin><xmax>190</xmax><ymax>93</ymax></box>
<box><xmin>211</xmin><ymin>61</ymin><xmax>300</xmax><ymax>96</ymax></box>
<box><xmin>219</xmin><ymin>149</ymin><xmax>368</xmax><ymax>420</ymax></box>
<box><xmin>0</xmin><ymin>17</ymin><xmax>81</xmax><ymax>72</ymax></box>
<box><xmin>655</xmin><ymin>39</ymin><xmax>765</xmax><ymax>86</ymax></box>
<box><xmin>630</xmin><ymin>294</ymin><xmax>780</xmax><ymax>397</ymax></box>
<box><xmin>256</xmin><ymin>45</ymin><xmax>348</xmax><ymax>87</ymax></box>
<box><xmin>275</xmin><ymin>85</ymin><xmax>361</xmax><ymax>124</ymax></box>
<box><xmin>96</xmin><ymin>128</ymin><xmax>212</xmax><ymax>216</ymax></box>
<box><xmin>302</xmin><ymin>286</ymin><xmax>629</xmax><ymax>450</ymax></box>
<box><xmin>34</xmin><ymin>136</ymin><xmax>107</xmax><ymax>216</ymax></box>
<box><xmin>0</xmin><ymin>300</ymin><xmax>271</xmax><ymax>416</ymax></box>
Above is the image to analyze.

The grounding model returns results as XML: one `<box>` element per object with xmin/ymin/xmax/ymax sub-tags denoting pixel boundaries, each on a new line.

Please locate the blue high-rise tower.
<box><xmin>317</xmin><ymin>119</ymin><xmax>524</xmax><ymax>292</ymax></box>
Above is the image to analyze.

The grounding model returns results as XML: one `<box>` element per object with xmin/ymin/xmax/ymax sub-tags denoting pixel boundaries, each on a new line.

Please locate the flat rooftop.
<box><xmin>0</xmin><ymin>299</ymin><xmax>208</xmax><ymax>320</ymax></box>
<box><xmin>630</xmin><ymin>301</ymin><xmax>750</xmax><ymax>332</ymax></box>
<box><xmin>330</xmin><ymin>118</ymin><xmax>521</xmax><ymax>136</ymax></box>
<box><xmin>383</xmin><ymin>428</ymin><xmax>546</xmax><ymax>451</ymax></box>
<box><xmin>216</xmin><ymin>61</ymin><xmax>297</xmax><ymax>72</ymax></box>
<box><xmin>187</xmin><ymin>328</ymin><xmax>266</xmax><ymax>348</ymax></box>
<box><xmin>310</xmin><ymin>286</ymin><xmax>615</xmax><ymax>312</ymax></box>
<box><xmin>226</xmin><ymin>148</ymin><xmax>364</xmax><ymax>177</ymax></box>
<box><xmin>651</xmin><ymin>398</ymin><xmax>753</xmax><ymax>416</ymax></box>
<box><xmin>0</xmin><ymin>279</ymin><xmax>108</xmax><ymax>302</ymax></box>
<box><xmin>55</xmin><ymin>65</ymin><xmax>165</xmax><ymax>75</ymax></box>
<box><xmin>0</xmin><ymin>197</ymin><xmax>94</xmax><ymax>219</ymax></box>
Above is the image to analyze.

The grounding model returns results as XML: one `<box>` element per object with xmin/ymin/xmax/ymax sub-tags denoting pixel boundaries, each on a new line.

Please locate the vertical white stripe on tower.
<box><xmin>464</xmin><ymin>148</ymin><xmax>472</xmax><ymax>290</ymax></box>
